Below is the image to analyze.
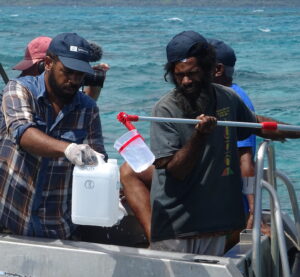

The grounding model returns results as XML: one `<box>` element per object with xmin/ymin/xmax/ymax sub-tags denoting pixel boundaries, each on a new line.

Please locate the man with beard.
<box><xmin>0</xmin><ymin>33</ymin><xmax>107</xmax><ymax>240</ymax></box>
<box><xmin>119</xmin><ymin>34</ymin><xmax>252</xmax><ymax>244</ymax></box>
<box><xmin>119</xmin><ymin>31</ymin><xmax>298</xmax><ymax>247</ymax></box>
<box><xmin>12</xmin><ymin>36</ymin><xmax>110</xmax><ymax>101</ymax></box>
<box><xmin>148</xmin><ymin>30</ymin><xmax>300</xmax><ymax>255</ymax></box>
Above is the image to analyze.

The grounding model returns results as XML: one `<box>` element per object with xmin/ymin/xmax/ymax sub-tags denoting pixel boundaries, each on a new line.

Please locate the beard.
<box><xmin>174</xmin><ymin>77</ymin><xmax>214</xmax><ymax>118</ymax></box>
<box><xmin>47</xmin><ymin>68</ymin><xmax>81</xmax><ymax>104</ymax></box>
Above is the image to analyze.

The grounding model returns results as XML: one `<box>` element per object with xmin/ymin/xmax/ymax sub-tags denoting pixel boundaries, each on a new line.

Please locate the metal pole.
<box><xmin>267</xmin><ymin>144</ymin><xmax>279</xmax><ymax>277</ymax></box>
<box><xmin>137</xmin><ymin>116</ymin><xmax>300</xmax><ymax>132</ymax></box>
<box><xmin>0</xmin><ymin>63</ymin><xmax>9</xmax><ymax>85</ymax></box>
<box><xmin>252</xmin><ymin>141</ymin><xmax>269</xmax><ymax>277</ymax></box>
<box><xmin>277</xmin><ymin>124</ymin><xmax>300</xmax><ymax>132</ymax></box>
<box><xmin>276</xmin><ymin>170</ymin><xmax>300</xmax><ymax>248</ymax></box>
<box><xmin>138</xmin><ymin>116</ymin><xmax>263</xmax><ymax>128</ymax></box>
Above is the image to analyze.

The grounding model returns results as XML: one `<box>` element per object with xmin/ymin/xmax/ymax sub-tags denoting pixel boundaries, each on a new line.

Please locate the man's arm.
<box><xmin>239</xmin><ymin>147</ymin><xmax>255</xmax><ymax>177</ymax></box>
<box><xmin>255</xmin><ymin>115</ymin><xmax>300</xmax><ymax>140</ymax></box>
<box><xmin>83</xmin><ymin>63</ymin><xmax>109</xmax><ymax>101</ymax></box>
<box><xmin>20</xmin><ymin>127</ymin><xmax>69</xmax><ymax>157</ymax></box>
<box><xmin>2</xmin><ymin>82</ymin><xmax>69</xmax><ymax>158</ymax></box>
<box><xmin>2</xmin><ymin>81</ymin><xmax>98</xmax><ymax>165</ymax></box>
<box><xmin>20</xmin><ymin>127</ymin><xmax>98</xmax><ymax>166</ymax></box>
<box><xmin>155</xmin><ymin>114</ymin><xmax>216</xmax><ymax>180</ymax></box>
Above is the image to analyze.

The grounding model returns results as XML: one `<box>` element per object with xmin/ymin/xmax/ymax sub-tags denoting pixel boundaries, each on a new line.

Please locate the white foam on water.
<box><xmin>258</xmin><ymin>27</ymin><xmax>271</xmax><ymax>32</ymax></box>
<box><xmin>164</xmin><ymin>17</ymin><xmax>183</xmax><ymax>22</ymax></box>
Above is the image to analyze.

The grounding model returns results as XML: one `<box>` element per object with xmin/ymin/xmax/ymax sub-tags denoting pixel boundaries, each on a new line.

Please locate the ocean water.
<box><xmin>0</xmin><ymin>4</ymin><xmax>300</xmax><ymax>214</ymax></box>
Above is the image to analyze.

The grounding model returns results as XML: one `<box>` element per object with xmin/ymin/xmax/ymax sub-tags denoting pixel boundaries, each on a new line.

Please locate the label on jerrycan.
<box><xmin>84</xmin><ymin>179</ymin><xmax>95</xmax><ymax>190</ymax></box>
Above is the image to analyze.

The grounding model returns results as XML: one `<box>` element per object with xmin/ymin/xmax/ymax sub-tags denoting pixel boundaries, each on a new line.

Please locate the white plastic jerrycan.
<box><xmin>71</xmin><ymin>153</ymin><xmax>121</xmax><ymax>227</ymax></box>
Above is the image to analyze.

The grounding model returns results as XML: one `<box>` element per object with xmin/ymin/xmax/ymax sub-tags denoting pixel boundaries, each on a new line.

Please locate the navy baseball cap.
<box><xmin>48</xmin><ymin>33</ymin><xmax>93</xmax><ymax>74</ymax></box>
<box><xmin>166</xmin><ymin>30</ymin><xmax>208</xmax><ymax>63</ymax></box>
<box><xmin>207</xmin><ymin>38</ymin><xmax>236</xmax><ymax>67</ymax></box>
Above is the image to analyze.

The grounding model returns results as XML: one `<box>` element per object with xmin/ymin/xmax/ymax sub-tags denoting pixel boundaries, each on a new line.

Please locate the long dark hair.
<box><xmin>164</xmin><ymin>42</ymin><xmax>216</xmax><ymax>85</ymax></box>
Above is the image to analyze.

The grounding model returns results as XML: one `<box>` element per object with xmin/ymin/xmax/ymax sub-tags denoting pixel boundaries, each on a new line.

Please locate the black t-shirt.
<box><xmin>150</xmin><ymin>84</ymin><xmax>257</xmax><ymax>242</ymax></box>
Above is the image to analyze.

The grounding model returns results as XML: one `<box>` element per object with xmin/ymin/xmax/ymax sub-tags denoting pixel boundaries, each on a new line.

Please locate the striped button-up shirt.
<box><xmin>0</xmin><ymin>74</ymin><xmax>107</xmax><ymax>239</ymax></box>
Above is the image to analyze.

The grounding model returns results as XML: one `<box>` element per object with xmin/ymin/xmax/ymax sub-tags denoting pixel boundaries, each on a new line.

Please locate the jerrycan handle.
<box><xmin>95</xmin><ymin>152</ymin><xmax>106</xmax><ymax>165</ymax></box>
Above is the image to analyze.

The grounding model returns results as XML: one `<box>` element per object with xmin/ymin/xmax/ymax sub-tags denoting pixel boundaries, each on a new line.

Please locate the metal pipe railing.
<box><xmin>261</xmin><ymin>180</ymin><xmax>291</xmax><ymax>277</ymax></box>
<box><xmin>252</xmin><ymin>140</ymin><xmax>269</xmax><ymax>277</ymax></box>
<box><xmin>276</xmin><ymin>170</ymin><xmax>300</xmax><ymax>248</ymax></box>
<box><xmin>267</xmin><ymin>145</ymin><xmax>280</xmax><ymax>277</ymax></box>
<box><xmin>252</xmin><ymin>140</ymin><xmax>295</xmax><ymax>277</ymax></box>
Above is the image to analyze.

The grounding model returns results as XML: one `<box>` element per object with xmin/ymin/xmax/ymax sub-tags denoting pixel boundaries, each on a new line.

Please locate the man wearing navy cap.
<box><xmin>0</xmin><ymin>33</ymin><xmax>107</xmax><ymax>239</ymax></box>
<box><xmin>149</xmin><ymin>30</ymin><xmax>300</xmax><ymax>255</ymax></box>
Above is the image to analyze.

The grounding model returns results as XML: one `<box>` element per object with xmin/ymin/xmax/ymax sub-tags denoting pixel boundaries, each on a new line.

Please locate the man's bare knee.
<box><xmin>120</xmin><ymin>162</ymin><xmax>136</xmax><ymax>180</ymax></box>
<box><xmin>120</xmin><ymin>163</ymin><xmax>153</xmax><ymax>191</ymax></box>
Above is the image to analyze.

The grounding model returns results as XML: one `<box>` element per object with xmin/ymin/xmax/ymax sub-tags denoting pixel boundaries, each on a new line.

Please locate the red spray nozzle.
<box><xmin>117</xmin><ymin>112</ymin><xmax>138</xmax><ymax>131</ymax></box>
<box><xmin>117</xmin><ymin>112</ymin><xmax>129</xmax><ymax>124</ymax></box>
<box><xmin>117</xmin><ymin>112</ymin><xmax>139</xmax><ymax>122</ymax></box>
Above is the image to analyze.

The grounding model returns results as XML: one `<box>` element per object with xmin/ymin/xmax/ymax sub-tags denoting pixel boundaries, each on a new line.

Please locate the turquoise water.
<box><xmin>0</xmin><ymin>4</ymin><xmax>300</xmax><ymax>213</ymax></box>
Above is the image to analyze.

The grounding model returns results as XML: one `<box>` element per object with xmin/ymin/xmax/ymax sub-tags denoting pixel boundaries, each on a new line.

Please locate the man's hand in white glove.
<box><xmin>64</xmin><ymin>143</ymin><xmax>98</xmax><ymax>166</ymax></box>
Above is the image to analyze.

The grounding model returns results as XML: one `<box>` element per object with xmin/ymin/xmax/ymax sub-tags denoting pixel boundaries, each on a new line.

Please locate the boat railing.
<box><xmin>252</xmin><ymin>139</ymin><xmax>300</xmax><ymax>277</ymax></box>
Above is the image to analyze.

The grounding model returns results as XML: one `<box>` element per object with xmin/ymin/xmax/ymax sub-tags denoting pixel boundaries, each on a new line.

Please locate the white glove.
<box><xmin>64</xmin><ymin>143</ymin><xmax>98</xmax><ymax>166</ymax></box>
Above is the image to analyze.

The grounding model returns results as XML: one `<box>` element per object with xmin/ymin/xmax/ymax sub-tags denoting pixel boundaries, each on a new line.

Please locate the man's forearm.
<box><xmin>155</xmin><ymin>131</ymin><xmax>207</xmax><ymax>180</ymax></box>
<box><xmin>84</xmin><ymin>86</ymin><xmax>101</xmax><ymax>101</ymax></box>
<box><xmin>154</xmin><ymin>114</ymin><xmax>217</xmax><ymax>180</ymax></box>
<box><xmin>255</xmin><ymin>114</ymin><xmax>300</xmax><ymax>140</ymax></box>
<box><xmin>20</xmin><ymin>127</ymin><xmax>69</xmax><ymax>157</ymax></box>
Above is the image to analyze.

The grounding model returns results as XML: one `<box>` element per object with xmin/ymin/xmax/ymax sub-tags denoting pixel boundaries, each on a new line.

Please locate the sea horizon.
<box><xmin>1</xmin><ymin>0</ymin><xmax>300</xmax><ymax>7</ymax></box>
